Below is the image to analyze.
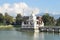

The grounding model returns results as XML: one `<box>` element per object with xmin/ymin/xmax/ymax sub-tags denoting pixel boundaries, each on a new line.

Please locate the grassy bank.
<box><xmin>0</xmin><ymin>25</ymin><xmax>21</xmax><ymax>30</ymax></box>
<box><xmin>0</xmin><ymin>25</ymin><xmax>14</xmax><ymax>30</ymax></box>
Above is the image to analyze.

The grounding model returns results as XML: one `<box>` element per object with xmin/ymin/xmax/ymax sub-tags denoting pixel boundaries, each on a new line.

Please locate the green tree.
<box><xmin>0</xmin><ymin>13</ymin><xmax>4</xmax><ymax>23</ymax></box>
<box><xmin>4</xmin><ymin>12</ymin><xmax>13</xmax><ymax>25</ymax></box>
<box><xmin>42</xmin><ymin>13</ymin><xmax>55</xmax><ymax>26</ymax></box>
<box><xmin>16</xmin><ymin>14</ymin><xmax>22</xmax><ymax>25</ymax></box>
<box><xmin>56</xmin><ymin>17</ymin><xmax>60</xmax><ymax>26</ymax></box>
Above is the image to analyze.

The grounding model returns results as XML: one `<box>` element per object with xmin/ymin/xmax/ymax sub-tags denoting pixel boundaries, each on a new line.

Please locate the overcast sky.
<box><xmin>0</xmin><ymin>0</ymin><xmax>60</xmax><ymax>18</ymax></box>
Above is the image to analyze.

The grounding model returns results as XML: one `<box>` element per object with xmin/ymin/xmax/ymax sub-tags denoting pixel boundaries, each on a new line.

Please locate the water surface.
<box><xmin>0</xmin><ymin>30</ymin><xmax>60</xmax><ymax>40</ymax></box>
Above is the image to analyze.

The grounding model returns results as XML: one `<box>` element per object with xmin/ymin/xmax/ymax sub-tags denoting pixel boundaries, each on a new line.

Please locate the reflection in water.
<box><xmin>0</xmin><ymin>30</ymin><xmax>60</xmax><ymax>40</ymax></box>
<box><xmin>33</xmin><ymin>32</ymin><xmax>44</xmax><ymax>40</ymax></box>
<box><xmin>44</xmin><ymin>32</ymin><xmax>60</xmax><ymax>40</ymax></box>
<box><xmin>39</xmin><ymin>32</ymin><xmax>44</xmax><ymax>40</ymax></box>
<box><xmin>33</xmin><ymin>32</ymin><xmax>39</xmax><ymax>40</ymax></box>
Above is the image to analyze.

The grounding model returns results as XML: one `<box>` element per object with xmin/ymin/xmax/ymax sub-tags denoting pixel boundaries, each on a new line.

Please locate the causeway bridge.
<box><xmin>20</xmin><ymin>26</ymin><xmax>60</xmax><ymax>33</ymax></box>
<box><xmin>39</xmin><ymin>26</ymin><xmax>60</xmax><ymax>32</ymax></box>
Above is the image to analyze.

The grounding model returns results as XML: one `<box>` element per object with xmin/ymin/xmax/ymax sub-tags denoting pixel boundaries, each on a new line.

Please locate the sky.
<box><xmin>0</xmin><ymin>0</ymin><xmax>60</xmax><ymax>19</ymax></box>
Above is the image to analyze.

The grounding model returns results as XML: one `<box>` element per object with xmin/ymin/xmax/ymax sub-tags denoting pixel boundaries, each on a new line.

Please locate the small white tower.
<box><xmin>31</xmin><ymin>11</ymin><xmax>39</xmax><ymax>32</ymax></box>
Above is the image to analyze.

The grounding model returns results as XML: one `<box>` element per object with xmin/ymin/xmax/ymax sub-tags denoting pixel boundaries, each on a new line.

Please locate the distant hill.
<box><xmin>36</xmin><ymin>13</ymin><xmax>60</xmax><ymax>19</ymax></box>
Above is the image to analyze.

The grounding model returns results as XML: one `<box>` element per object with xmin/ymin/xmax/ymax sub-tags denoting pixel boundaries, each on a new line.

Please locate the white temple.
<box><xmin>21</xmin><ymin>11</ymin><xmax>44</xmax><ymax>31</ymax></box>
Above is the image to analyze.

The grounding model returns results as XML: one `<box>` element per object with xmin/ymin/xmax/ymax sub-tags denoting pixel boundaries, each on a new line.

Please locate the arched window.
<box><xmin>37</xmin><ymin>21</ymin><xmax>39</xmax><ymax>24</ymax></box>
<box><xmin>24</xmin><ymin>21</ymin><xmax>28</xmax><ymax>24</ymax></box>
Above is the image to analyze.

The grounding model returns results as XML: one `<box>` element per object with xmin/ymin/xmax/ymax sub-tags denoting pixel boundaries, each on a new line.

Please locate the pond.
<box><xmin>0</xmin><ymin>29</ymin><xmax>60</xmax><ymax>40</ymax></box>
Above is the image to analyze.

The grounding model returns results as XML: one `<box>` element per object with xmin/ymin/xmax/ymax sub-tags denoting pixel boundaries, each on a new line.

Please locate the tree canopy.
<box><xmin>42</xmin><ymin>13</ymin><xmax>55</xmax><ymax>26</ymax></box>
<box><xmin>16</xmin><ymin>14</ymin><xmax>22</xmax><ymax>25</ymax></box>
<box><xmin>4</xmin><ymin>12</ymin><xmax>14</xmax><ymax>25</ymax></box>
<box><xmin>0</xmin><ymin>13</ymin><xmax>4</xmax><ymax>23</ymax></box>
<box><xmin>56</xmin><ymin>17</ymin><xmax>60</xmax><ymax>26</ymax></box>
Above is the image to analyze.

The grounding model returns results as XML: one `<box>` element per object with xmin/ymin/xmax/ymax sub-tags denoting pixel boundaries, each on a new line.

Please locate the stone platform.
<box><xmin>20</xmin><ymin>26</ymin><xmax>60</xmax><ymax>33</ymax></box>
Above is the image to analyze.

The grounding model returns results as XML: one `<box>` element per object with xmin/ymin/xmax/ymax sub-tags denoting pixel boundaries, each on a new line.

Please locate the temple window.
<box><xmin>37</xmin><ymin>21</ymin><xmax>39</xmax><ymax>24</ymax></box>
<box><xmin>24</xmin><ymin>21</ymin><xmax>28</xmax><ymax>24</ymax></box>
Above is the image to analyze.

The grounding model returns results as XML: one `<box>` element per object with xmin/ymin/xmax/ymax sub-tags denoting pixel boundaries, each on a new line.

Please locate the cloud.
<box><xmin>52</xmin><ymin>11</ymin><xmax>60</xmax><ymax>15</ymax></box>
<box><xmin>0</xmin><ymin>6</ymin><xmax>2</xmax><ymax>12</ymax></box>
<box><xmin>32</xmin><ymin>8</ymin><xmax>40</xmax><ymax>14</ymax></box>
<box><xmin>0</xmin><ymin>2</ymin><xmax>40</xmax><ymax>17</ymax></box>
<box><xmin>44</xmin><ymin>9</ymin><xmax>60</xmax><ymax>16</ymax></box>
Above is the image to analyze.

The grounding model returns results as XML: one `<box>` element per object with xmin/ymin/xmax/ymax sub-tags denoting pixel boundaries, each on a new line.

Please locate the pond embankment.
<box><xmin>0</xmin><ymin>25</ymin><xmax>14</xmax><ymax>30</ymax></box>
